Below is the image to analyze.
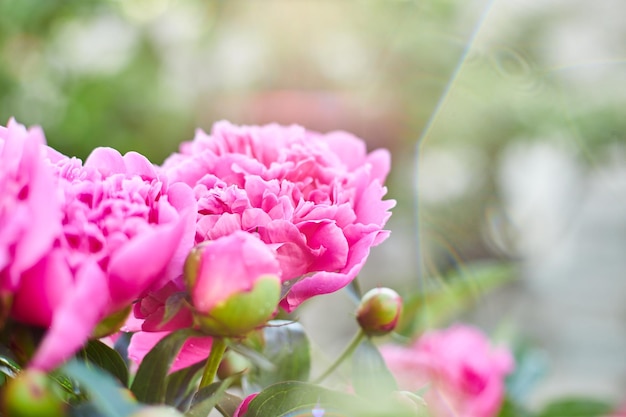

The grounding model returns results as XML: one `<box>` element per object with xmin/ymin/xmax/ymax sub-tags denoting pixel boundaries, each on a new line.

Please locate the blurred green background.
<box><xmin>2</xmin><ymin>0</ymin><xmax>625</xmax><ymax>407</ymax></box>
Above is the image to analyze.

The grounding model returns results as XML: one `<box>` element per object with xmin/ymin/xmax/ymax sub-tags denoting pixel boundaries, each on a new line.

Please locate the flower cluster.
<box><xmin>0</xmin><ymin>118</ymin><xmax>394</xmax><ymax>374</ymax></box>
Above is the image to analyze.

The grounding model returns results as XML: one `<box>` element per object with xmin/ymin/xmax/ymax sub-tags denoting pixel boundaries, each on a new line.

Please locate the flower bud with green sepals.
<box><xmin>1</xmin><ymin>370</ymin><xmax>66</xmax><ymax>417</ymax></box>
<box><xmin>184</xmin><ymin>231</ymin><xmax>282</xmax><ymax>338</ymax></box>
<box><xmin>356</xmin><ymin>287</ymin><xmax>403</xmax><ymax>336</ymax></box>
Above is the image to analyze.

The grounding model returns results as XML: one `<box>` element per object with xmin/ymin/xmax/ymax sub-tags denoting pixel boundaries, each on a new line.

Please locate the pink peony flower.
<box><xmin>380</xmin><ymin>324</ymin><xmax>514</xmax><ymax>417</ymax></box>
<box><xmin>161</xmin><ymin>121</ymin><xmax>395</xmax><ymax>311</ymax></box>
<box><xmin>2</xmin><ymin>125</ymin><xmax>197</xmax><ymax>370</ymax></box>
<box><xmin>0</xmin><ymin>119</ymin><xmax>61</xmax><ymax>295</ymax></box>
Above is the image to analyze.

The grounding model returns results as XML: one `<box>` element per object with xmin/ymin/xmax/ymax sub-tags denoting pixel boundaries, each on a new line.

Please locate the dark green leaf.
<box><xmin>351</xmin><ymin>337</ymin><xmax>397</xmax><ymax>397</ymax></box>
<box><xmin>79</xmin><ymin>340</ymin><xmax>129</xmax><ymax>386</ymax></box>
<box><xmin>130</xmin><ymin>328</ymin><xmax>196</xmax><ymax>404</ymax></box>
<box><xmin>62</xmin><ymin>360</ymin><xmax>142</xmax><ymax>417</ymax></box>
<box><xmin>185</xmin><ymin>374</ymin><xmax>238</xmax><ymax>417</ymax></box>
<box><xmin>0</xmin><ymin>354</ymin><xmax>21</xmax><ymax>377</ymax></box>
<box><xmin>537</xmin><ymin>398</ymin><xmax>613</xmax><ymax>417</ymax></box>
<box><xmin>243</xmin><ymin>381</ymin><xmax>415</xmax><ymax>417</ymax></box>
<box><xmin>245</xmin><ymin>320</ymin><xmax>310</xmax><ymax>390</ymax></box>
<box><xmin>165</xmin><ymin>361</ymin><xmax>204</xmax><ymax>407</ymax></box>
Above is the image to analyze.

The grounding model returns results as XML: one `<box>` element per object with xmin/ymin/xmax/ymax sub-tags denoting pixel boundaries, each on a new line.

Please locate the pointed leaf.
<box><xmin>351</xmin><ymin>337</ymin><xmax>397</xmax><ymax>397</ymax></box>
<box><xmin>62</xmin><ymin>360</ymin><xmax>142</xmax><ymax>417</ymax></box>
<box><xmin>79</xmin><ymin>340</ymin><xmax>129</xmax><ymax>386</ymax></box>
<box><xmin>246</xmin><ymin>320</ymin><xmax>310</xmax><ymax>390</ymax></box>
<box><xmin>131</xmin><ymin>328</ymin><xmax>196</xmax><ymax>404</ymax></box>
<box><xmin>185</xmin><ymin>374</ymin><xmax>238</xmax><ymax>417</ymax></box>
<box><xmin>165</xmin><ymin>361</ymin><xmax>204</xmax><ymax>407</ymax></box>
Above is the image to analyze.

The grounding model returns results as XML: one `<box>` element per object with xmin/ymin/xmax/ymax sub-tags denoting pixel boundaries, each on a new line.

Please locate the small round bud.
<box><xmin>356</xmin><ymin>287</ymin><xmax>402</xmax><ymax>336</ymax></box>
<box><xmin>1</xmin><ymin>370</ymin><xmax>66</xmax><ymax>417</ymax></box>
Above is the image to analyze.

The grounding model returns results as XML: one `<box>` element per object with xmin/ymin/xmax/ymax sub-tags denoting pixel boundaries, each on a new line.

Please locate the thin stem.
<box><xmin>313</xmin><ymin>330</ymin><xmax>365</xmax><ymax>384</ymax></box>
<box><xmin>199</xmin><ymin>337</ymin><xmax>228</xmax><ymax>389</ymax></box>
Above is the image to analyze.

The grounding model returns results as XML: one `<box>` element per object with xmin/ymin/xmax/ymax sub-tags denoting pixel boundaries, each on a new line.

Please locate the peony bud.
<box><xmin>1</xmin><ymin>370</ymin><xmax>66</xmax><ymax>417</ymax></box>
<box><xmin>184</xmin><ymin>231</ymin><xmax>282</xmax><ymax>338</ymax></box>
<box><xmin>356</xmin><ymin>287</ymin><xmax>402</xmax><ymax>336</ymax></box>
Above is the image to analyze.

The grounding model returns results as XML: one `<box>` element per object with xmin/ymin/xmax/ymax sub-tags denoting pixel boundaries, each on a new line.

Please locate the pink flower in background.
<box><xmin>0</xmin><ymin>119</ymin><xmax>60</xmax><ymax>294</ymax></box>
<box><xmin>380</xmin><ymin>324</ymin><xmax>514</xmax><ymax>417</ymax></box>
<box><xmin>4</xmin><ymin>135</ymin><xmax>196</xmax><ymax>371</ymax></box>
<box><xmin>161</xmin><ymin>121</ymin><xmax>395</xmax><ymax>311</ymax></box>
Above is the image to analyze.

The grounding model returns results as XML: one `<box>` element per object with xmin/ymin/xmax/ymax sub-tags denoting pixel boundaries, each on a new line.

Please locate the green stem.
<box><xmin>199</xmin><ymin>337</ymin><xmax>227</xmax><ymax>388</ymax></box>
<box><xmin>313</xmin><ymin>330</ymin><xmax>365</xmax><ymax>383</ymax></box>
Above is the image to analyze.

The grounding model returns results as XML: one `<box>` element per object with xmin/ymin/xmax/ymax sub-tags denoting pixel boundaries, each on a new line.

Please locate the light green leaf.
<box><xmin>537</xmin><ymin>398</ymin><xmax>613</xmax><ymax>417</ymax></box>
<box><xmin>62</xmin><ymin>360</ymin><xmax>142</xmax><ymax>417</ymax></box>
<box><xmin>351</xmin><ymin>337</ymin><xmax>397</xmax><ymax>397</ymax></box>
<box><xmin>243</xmin><ymin>381</ymin><xmax>416</xmax><ymax>417</ymax></box>
<box><xmin>400</xmin><ymin>262</ymin><xmax>516</xmax><ymax>336</ymax></box>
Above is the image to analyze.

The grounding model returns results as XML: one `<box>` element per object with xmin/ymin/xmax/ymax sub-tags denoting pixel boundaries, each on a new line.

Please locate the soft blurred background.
<box><xmin>2</xmin><ymin>0</ymin><xmax>625</xmax><ymax>409</ymax></box>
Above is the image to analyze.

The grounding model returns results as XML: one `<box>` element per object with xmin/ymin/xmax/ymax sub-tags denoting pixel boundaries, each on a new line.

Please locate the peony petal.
<box><xmin>30</xmin><ymin>260</ymin><xmax>109</xmax><ymax>371</ymax></box>
<box><xmin>128</xmin><ymin>331</ymin><xmax>213</xmax><ymax>373</ymax></box>
<box><xmin>108</xmin><ymin>219</ymin><xmax>186</xmax><ymax>307</ymax></box>
<box><xmin>123</xmin><ymin>151</ymin><xmax>158</xmax><ymax>179</ymax></box>
<box><xmin>11</xmin><ymin>251</ymin><xmax>73</xmax><ymax>327</ymax></box>
<box><xmin>84</xmin><ymin>147</ymin><xmax>126</xmax><ymax>176</ymax></box>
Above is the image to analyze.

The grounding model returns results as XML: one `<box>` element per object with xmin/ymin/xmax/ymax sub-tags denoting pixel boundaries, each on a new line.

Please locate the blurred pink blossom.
<box><xmin>161</xmin><ymin>121</ymin><xmax>395</xmax><ymax>311</ymax></box>
<box><xmin>380</xmin><ymin>324</ymin><xmax>514</xmax><ymax>417</ymax></box>
<box><xmin>1</xmin><ymin>123</ymin><xmax>197</xmax><ymax>370</ymax></box>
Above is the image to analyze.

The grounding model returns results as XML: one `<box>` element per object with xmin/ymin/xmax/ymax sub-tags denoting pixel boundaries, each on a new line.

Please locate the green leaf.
<box><xmin>537</xmin><ymin>398</ymin><xmax>613</xmax><ymax>417</ymax></box>
<box><xmin>130</xmin><ymin>328</ymin><xmax>196</xmax><ymax>404</ymax></box>
<box><xmin>164</xmin><ymin>361</ymin><xmax>205</xmax><ymax>407</ymax></box>
<box><xmin>498</xmin><ymin>396</ymin><xmax>535</xmax><ymax>417</ymax></box>
<box><xmin>351</xmin><ymin>337</ymin><xmax>397</xmax><ymax>397</ymax></box>
<box><xmin>245</xmin><ymin>320</ymin><xmax>310</xmax><ymax>390</ymax></box>
<box><xmin>215</xmin><ymin>392</ymin><xmax>241</xmax><ymax>417</ymax></box>
<box><xmin>0</xmin><ymin>353</ymin><xmax>21</xmax><ymax>378</ymax></box>
<box><xmin>79</xmin><ymin>340</ymin><xmax>129</xmax><ymax>386</ymax></box>
<box><xmin>185</xmin><ymin>374</ymin><xmax>238</xmax><ymax>417</ymax></box>
<box><xmin>243</xmin><ymin>381</ymin><xmax>416</xmax><ymax>417</ymax></box>
<box><xmin>62</xmin><ymin>360</ymin><xmax>142</xmax><ymax>417</ymax></box>
<box><xmin>399</xmin><ymin>261</ymin><xmax>516</xmax><ymax>337</ymax></box>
